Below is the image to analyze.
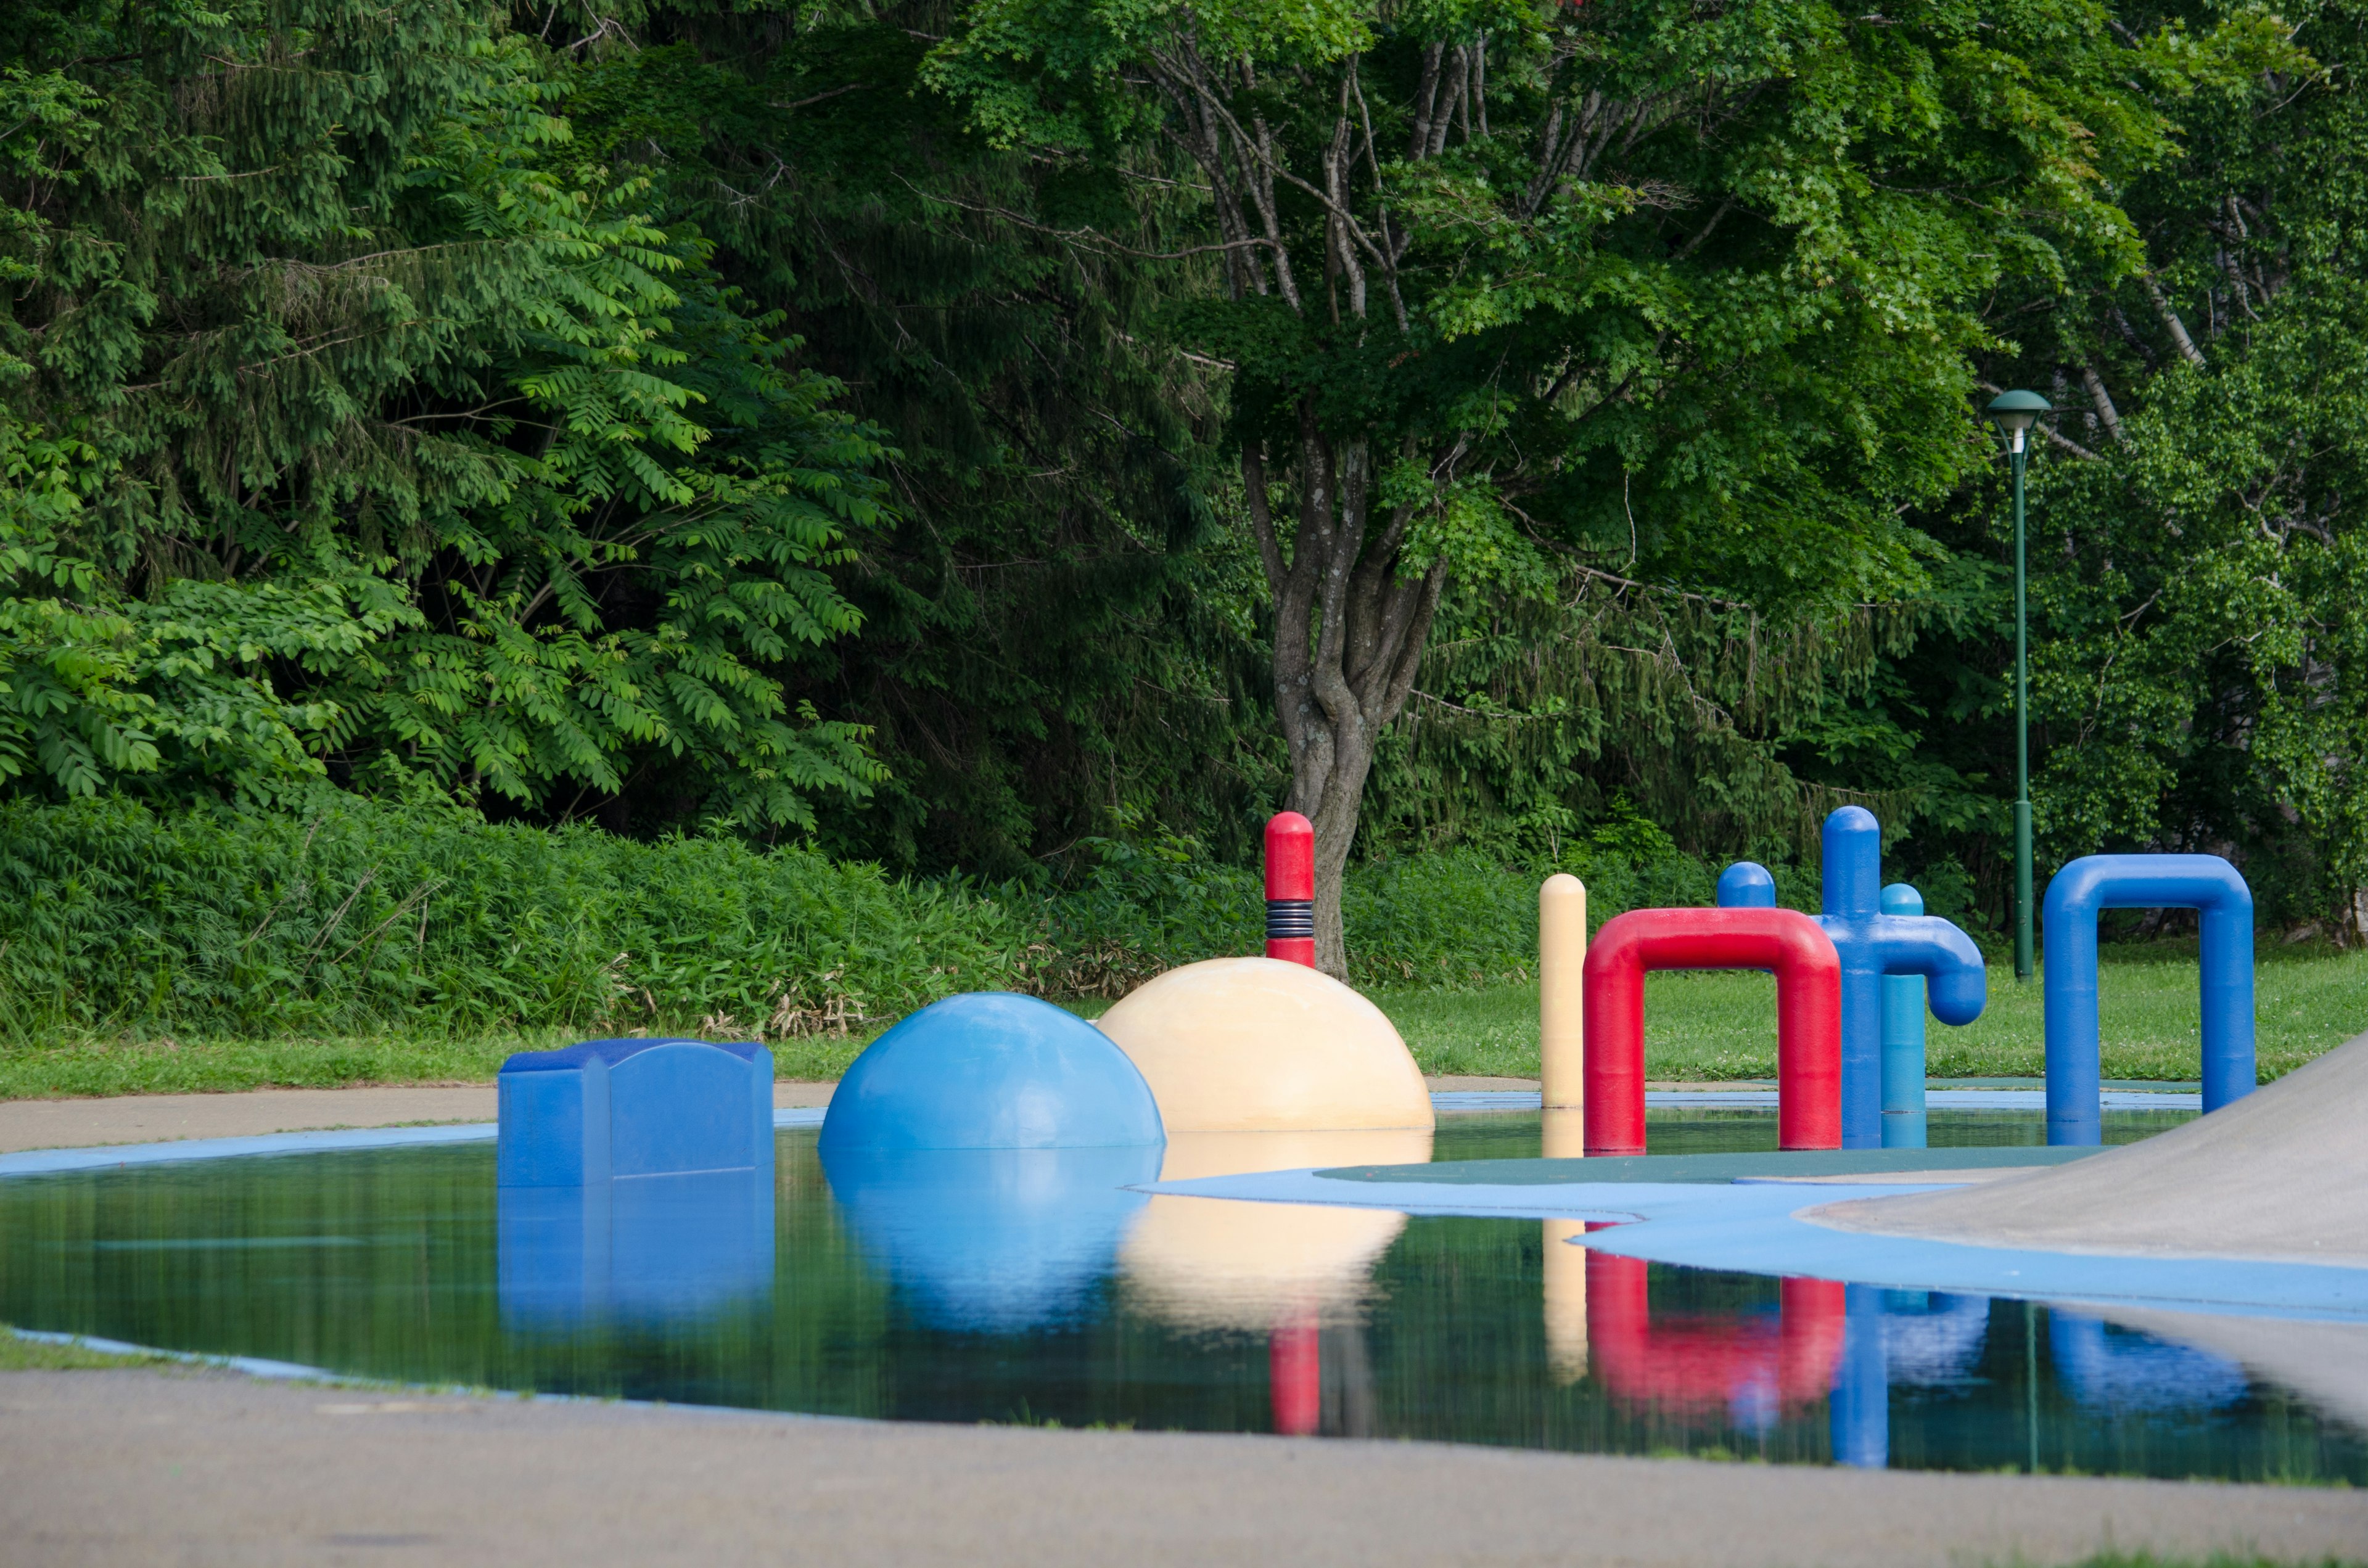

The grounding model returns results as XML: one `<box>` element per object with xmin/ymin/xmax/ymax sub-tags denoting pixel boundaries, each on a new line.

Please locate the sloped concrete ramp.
<box><xmin>1812</xmin><ymin>1030</ymin><xmax>2368</xmax><ymax>1267</ymax></box>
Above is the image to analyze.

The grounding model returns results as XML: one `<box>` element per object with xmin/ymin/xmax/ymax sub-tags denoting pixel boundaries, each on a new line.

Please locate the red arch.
<box><xmin>1589</xmin><ymin>1251</ymin><xmax>1846</xmax><ymax>1415</ymax></box>
<box><xmin>1582</xmin><ymin>908</ymin><xmax>1842</xmax><ymax>1155</ymax></box>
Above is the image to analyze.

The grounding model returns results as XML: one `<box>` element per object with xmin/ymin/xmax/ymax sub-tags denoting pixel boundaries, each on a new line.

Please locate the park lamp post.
<box><xmin>1986</xmin><ymin>388</ymin><xmax>2052</xmax><ymax>982</ymax></box>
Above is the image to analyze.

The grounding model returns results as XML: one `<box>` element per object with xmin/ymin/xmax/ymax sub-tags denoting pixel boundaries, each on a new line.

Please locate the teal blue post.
<box><xmin>1879</xmin><ymin>883</ymin><xmax>1927</xmax><ymax>1148</ymax></box>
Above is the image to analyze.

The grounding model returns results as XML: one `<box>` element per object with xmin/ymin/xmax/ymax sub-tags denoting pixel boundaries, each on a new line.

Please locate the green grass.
<box><xmin>0</xmin><ymin>1026</ymin><xmax>873</xmax><ymax>1099</ymax></box>
<box><xmin>0</xmin><ymin>1326</ymin><xmax>166</xmax><ymax>1370</ymax></box>
<box><xmin>1383</xmin><ymin>940</ymin><xmax>2368</xmax><ymax>1082</ymax></box>
<box><xmin>1</xmin><ymin>940</ymin><xmax>2361</xmax><ymax>1099</ymax></box>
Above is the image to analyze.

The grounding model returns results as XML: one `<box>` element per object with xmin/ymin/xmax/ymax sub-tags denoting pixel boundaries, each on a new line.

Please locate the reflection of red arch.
<box><xmin>1582</xmin><ymin>908</ymin><xmax>1842</xmax><ymax>1155</ymax></box>
<box><xmin>1588</xmin><ymin>1251</ymin><xmax>1845</xmax><ymax>1415</ymax></box>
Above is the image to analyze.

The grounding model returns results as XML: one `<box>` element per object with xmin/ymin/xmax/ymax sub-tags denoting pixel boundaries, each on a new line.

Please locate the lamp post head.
<box><xmin>1986</xmin><ymin>389</ymin><xmax>2052</xmax><ymax>455</ymax></box>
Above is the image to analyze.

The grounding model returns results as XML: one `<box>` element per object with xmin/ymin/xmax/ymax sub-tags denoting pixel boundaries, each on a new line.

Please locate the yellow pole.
<box><xmin>1540</xmin><ymin>874</ymin><xmax>1591</xmax><ymax>1359</ymax></box>
<box><xmin>1540</xmin><ymin>874</ymin><xmax>1587</xmax><ymax>1112</ymax></box>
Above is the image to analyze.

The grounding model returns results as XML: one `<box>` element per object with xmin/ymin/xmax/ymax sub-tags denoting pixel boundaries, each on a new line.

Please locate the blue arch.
<box><xmin>2041</xmin><ymin>855</ymin><xmax>2254</xmax><ymax>1146</ymax></box>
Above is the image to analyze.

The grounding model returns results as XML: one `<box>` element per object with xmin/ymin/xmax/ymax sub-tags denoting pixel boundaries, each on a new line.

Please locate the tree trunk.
<box><xmin>1246</xmin><ymin>413</ymin><xmax>1447</xmax><ymax>978</ymax></box>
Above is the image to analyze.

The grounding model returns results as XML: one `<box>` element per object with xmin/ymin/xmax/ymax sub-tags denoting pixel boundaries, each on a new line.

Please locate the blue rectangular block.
<box><xmin>497</xmin><ymin>1038</ymin><xmax>773</xmax><ymax>1188</ymax></box>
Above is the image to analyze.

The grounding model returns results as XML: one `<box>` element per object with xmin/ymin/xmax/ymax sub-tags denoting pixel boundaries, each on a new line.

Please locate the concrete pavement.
<box><xmin>4</xmin><ymin>1366</ymin><xmax>2364</xmax><ymax>1567</ymax></box>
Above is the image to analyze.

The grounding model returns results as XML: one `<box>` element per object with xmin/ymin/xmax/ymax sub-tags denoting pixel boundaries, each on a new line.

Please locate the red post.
<box><xmin>1270</xmin><ymin>1317</ymin><xmax>1321</xmax><ymax>1435</ymax></box>
<box><xmin>1264</xmin><ymin>812</ymin><xmax>1316</xmax><ymax>968</ymax></box>
<box><xmin>1582</xmin><ymin>908</ymin><xmax>1842</xmax><ymax>1155</ymax></box>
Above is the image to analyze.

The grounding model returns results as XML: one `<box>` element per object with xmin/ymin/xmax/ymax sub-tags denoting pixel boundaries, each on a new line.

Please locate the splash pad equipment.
<box><xmin>2042</xmin><ymin>855</ymin><xmax>2255</xmax><ymax>1145</ymax></box>
<box><xmin>1538</xmin><ymin>874</ymin><xmax>1587</xmax><ymax>1114</ymax></box>
<box><xmin>1813</xmin><ymin>808</ymin><xmax>1988</xmax><ymax>1148</ymax></box>
<box><xmin>1097</xmin><ymin>811</ymin><xmax>1431</xmax><ymax>1135</ymax></box>
<box><xmin>1098</xmin><ymin>957</ymin><xmax>1433</xmax><ymax>1132</ymax></box>
<box><xmin>495</xmin><ymin>1038</ymin><xmax>778</xmax><ymax>1326</ymax></box>
<box><xmin>1716</xmin><ymin>861</ymin><xmax>1777</xmax><ymax>908</ymax></box>
<box><xmin>1583</xmin><ymin>907</ymin><xmax>1843</xmax><ymax>1155</ymax></box>
<box><xmin>1264</xmin><ymin>811</ymin><xmax>1316</xmax><ymax>966</ymax></box>
<box><xmin>1720</xmin><ymin>816</ymin><xmax>1989</xmax><ymax>1147</ymax></box>
<box><xmin>497</xmin><ymin>1038</ymin><xmax>775</xmax><ymax>1187</ymax></box>
<box><xmin>821</xmin><ymin>992</ymin><xmax>1164</xmax><ymax>1152</ymax></box>
<box><xmin>1879</xmin><ymin>884</ymin><xmax>1930</xmax><ymax>1147</ymax></box>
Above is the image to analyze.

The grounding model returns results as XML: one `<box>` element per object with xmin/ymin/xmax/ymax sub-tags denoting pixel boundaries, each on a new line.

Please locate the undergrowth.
<box><xmin>2</xmin><ymin>795</ymin><xmax>2361</xmax><ymax>1098</ymax></box>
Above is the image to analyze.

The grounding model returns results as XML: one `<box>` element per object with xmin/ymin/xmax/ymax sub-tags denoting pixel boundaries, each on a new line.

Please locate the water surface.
<box><xmin>0</xmin><ymin>1106</ymin><xmax>2356</xmax><ymax>1483</ymax></box>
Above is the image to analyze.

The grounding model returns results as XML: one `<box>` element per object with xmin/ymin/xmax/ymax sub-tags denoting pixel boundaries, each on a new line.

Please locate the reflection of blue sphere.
<box><xmin>1717</xmin><ymin>862</ymin><xmax>1777</xmax><ymax>908</ymax></box>
<box><xmin>823</xmin><ymin>1145</ymin><xmax>1161</xmax><ymax>1332</ymax></box>
<box><xmin>821</xmin><ymin>993</ymin><xmax>1165</xmax><ymax>1152</ymax></box>
<box><xmin>2050</xmin><ymin>1314</ymin><xmax>2249</xmax><ymax>1413</ymax></box>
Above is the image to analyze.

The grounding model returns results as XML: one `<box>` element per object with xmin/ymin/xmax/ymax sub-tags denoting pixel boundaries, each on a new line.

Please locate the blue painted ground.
<box><xmin>1139</xmin><ymin>1162</ymin><xmax>2368</xmax><ymax>1322</ymax></box>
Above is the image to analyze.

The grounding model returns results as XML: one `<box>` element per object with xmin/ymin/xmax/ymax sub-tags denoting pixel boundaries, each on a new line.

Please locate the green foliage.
<box><xmin>921</xmin><ymin>0</ymin><xmax>2237</xmax><ymax>883</ymax></box>
<box><xmin>520</xmin><ymin>6</ymin><xmax>1276</xmax><ymax>871</ymax></box>
<box><xmin>0</xmin><ymin>791</ymin><xmax>1740</xmax><ymax>1049</ymax></box>
<box><xmin>0</xmin><ymin>0</ymin><xmax>889</xmax><ymax>827</ymax></box>
<box><xmin>0</xmin><ymin>793</ymin><xmax>1032</xmax><ymax>1041</ymax></box>
<box><xmin>9</xmin><ymin>0</ymin><xmax>2368</xmax><ymax>998</ymax></box>
<box><xmin>1790</xmin><ymin>3</ymin><xmax>2368</xmax><ymax>932</ymax></box>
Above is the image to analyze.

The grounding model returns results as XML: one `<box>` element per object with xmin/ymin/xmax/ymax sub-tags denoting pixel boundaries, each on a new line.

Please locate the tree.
<box><xmin>543</xmin><ymin>4</ymin><xmax>1277</xmax><ymax>871</ymax></box>
<box><xmin>1792</xmin><ymin>4</ymin><xmax>2366</xmax><ymax>936</ymax></box>
<box><xmin>928</xmin><ymin>0</ymin><xmax>2185</xmax><ymax>970</ymax></box>
<box><xmin>0</xmin><ymin>0</ymin><xmax>887</xmax><ymax>827</ymax></box>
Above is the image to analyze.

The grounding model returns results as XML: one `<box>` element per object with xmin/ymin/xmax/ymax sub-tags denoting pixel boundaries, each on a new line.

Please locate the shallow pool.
<box><xmin>1</xmin><ymin>1107</ymin><xmax>2358</xmax><ymax>1483</ymax></box>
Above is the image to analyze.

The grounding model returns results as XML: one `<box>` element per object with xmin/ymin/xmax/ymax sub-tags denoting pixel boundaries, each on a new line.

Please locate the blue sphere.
<box><xmin>819</xmin><ymin>991</ymin><xmax>1166</xmax><ymax>1151</ymax></box>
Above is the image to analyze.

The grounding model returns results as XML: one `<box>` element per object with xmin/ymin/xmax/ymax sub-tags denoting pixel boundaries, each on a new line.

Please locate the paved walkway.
<box><xmin>0</xmin><ymin>1076</ymin><xmax>1561</xmax><ymax>1155</ymax></box>
<box><xmin>4</xmin><ymin>1366</ymin><xmax>2363</xmax><ymax>1568</ymax></box>
<box><xmin>0</xmin><ymin>1081</ymin><xmax>839</xmax><ymax>1155</ymax></box>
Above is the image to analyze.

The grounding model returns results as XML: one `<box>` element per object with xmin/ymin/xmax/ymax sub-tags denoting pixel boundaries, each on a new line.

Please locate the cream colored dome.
<box><xmin>1095</xmin><ymin>956</ymin><xmax>1434</xmax><ymax>1133</ymax></box>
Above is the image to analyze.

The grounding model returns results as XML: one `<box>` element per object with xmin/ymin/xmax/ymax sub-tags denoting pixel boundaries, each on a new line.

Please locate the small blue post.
<box><xmin>2041</xmin><ymin>855</ymin><xmax>2254</xmax><ymax>1146</ymax></box>
<box><xmin>1832</xmin><ymin>1284</ymin><xmax>1889</xmax><ymax>1469</ymax></box>
<box><xmin>1716</xmin><ymin>862</ymin><xmax>1777</xmax><ymax>908</ymax></box>
<box><xmin>1879</xmin><ymin>884</ymin><xmax>1928</xmax><ymax>1149</ymax></box>
<box><xmin>1817</xmin><ymin>808</ymin><xmax>1988</xmax><ymax>1147</ymax></box>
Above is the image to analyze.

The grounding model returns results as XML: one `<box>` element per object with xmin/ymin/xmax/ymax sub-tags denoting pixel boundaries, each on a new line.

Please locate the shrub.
<box><xmin>0</xmin><ymin>796</ymin><xmax>1031</xmax><ymax>1041</ymax></box>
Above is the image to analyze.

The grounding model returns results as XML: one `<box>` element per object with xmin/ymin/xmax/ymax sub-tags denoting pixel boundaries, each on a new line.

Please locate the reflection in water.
<box><xmin>1542</xmin><ymin>1219</ymin><xmax>1592</xmax><ymax>1382</ymax></box>
<box><xmin>5</xmin><ymin>1113</ymin><xmax>2365</xmax><ymax>1485</ymax></box>
<box><xmin>1588</xmin><ymin>1250</ymin><xmax>1846</xmax><ymax>1430</ymax></box>
<box><xmin>1120</xmin><ymin>1128</ymin><xmax>1429</xmax><ymax>1434</ymax></box>
<box><xmin>1877</xmin><ymin>1291</ymin><xmax>1991</xmax><ymax>1385</ymax></box>
<box><xmin>1120</xmin><ymin>1130</ymin><xmax>1429</xmax><ymax>1331</ymax></box>
<box><xmin>821</xmin><ymin>1144</ymin><xmax>1161</xmax><ymax>1332</ymax></box>
<box><xmin>2050</xmin><ymin>1313</ymin><xmax>2250</xmax><ymax>1414</ymax></box>
<box><xmin>499</xmin><ymin>1168</ymin><xmax>774</xmax><ymax>1328</ymax></box>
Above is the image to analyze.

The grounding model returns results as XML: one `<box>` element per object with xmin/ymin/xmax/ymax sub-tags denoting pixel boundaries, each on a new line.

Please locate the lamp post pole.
<box><xmin>2012</xmin><ymin>436</ymin><xmax>2033</xmax><ymax>983</ymax></box>
<box><xmin>1986</xmin><ymin>390</ymin><xmax>2051</xmax><ymax>983</ymax></box>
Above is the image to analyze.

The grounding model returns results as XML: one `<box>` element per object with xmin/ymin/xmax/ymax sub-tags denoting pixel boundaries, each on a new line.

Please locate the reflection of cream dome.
<box><xmin>1119</xmin><ymin>1128</ymin><xmax>1431</xmax><ymax>1331</ymax></box>
<box><xmin>1096</xmin><ymin>958</ymin><xmax>1433</xmax><ymax>1132</ymax></box>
